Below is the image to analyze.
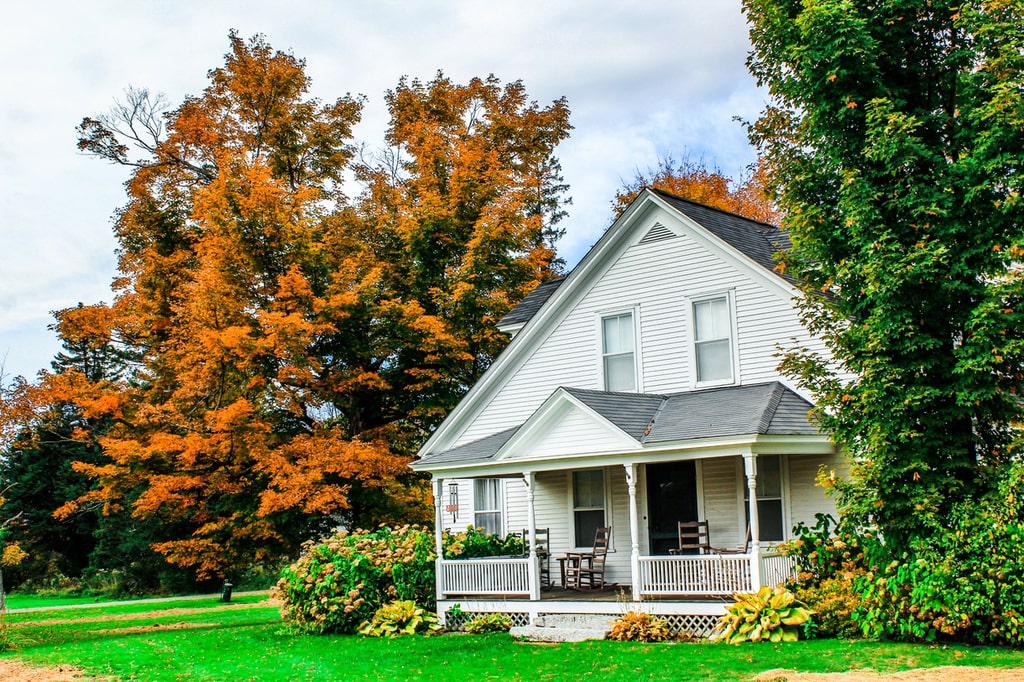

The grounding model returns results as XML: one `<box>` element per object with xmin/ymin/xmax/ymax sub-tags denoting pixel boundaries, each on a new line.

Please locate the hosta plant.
<box><xmin>465</xmin><ymin>613</ymin><xmax>513</xmax><ymax>634</ymax></box>
<box><xmin>609</xmin><ymin>611</ymin><xmax>671</xmax><ymax>642</ymax></box>
<box><xmin>358</xmin><ymin>600</ymin><xmax>442</xmax><ymax>637</ymax></box>
<box><xmin>716</xmin><ymin>586</ymin><xmax>812</xmax><ymax>643</ymax></box>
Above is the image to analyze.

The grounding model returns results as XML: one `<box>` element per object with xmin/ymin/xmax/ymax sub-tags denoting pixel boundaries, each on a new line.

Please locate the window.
<box><xmin>745</xmin><ymin>455</ymin><xmax>785</xmax><ymax>542</ymax></box>
<box><xmin>693</xmin><ymin>296</ymin><xmax>733</xmax><ymax>383</ymax></box>
<box><xmin>602</xmin><ymin>312</ymin><xmax>635</xmax><ymax>391</ymax></box>
<box><xmin>572</xmin><ymin>469</ymin><xmax>606</xmax><ymax>546</ymax></box>
<box><xmin>473</xmin><ymin>479</ymin><xmax>502</xmax><ymax>535</ymax></box>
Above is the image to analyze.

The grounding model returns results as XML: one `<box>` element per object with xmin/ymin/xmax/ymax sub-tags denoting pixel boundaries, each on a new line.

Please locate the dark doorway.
<box><xmin>645</xmin><ymin>461</ymin><xmax>699</xmax><ymax>555</ymax></box>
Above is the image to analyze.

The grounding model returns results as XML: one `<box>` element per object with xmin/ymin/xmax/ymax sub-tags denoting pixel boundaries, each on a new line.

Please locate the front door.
<box><xmin>645</xmin><ymin>461</ymin><xmax>699</xmax><ymax>555</ymax></box>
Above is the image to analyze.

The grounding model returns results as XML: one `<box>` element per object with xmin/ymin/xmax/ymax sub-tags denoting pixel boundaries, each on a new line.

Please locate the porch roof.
<box><xmin>413</xmin><ymin>382</ymin><xmax>819</xmax><ymax>471</ymax></box>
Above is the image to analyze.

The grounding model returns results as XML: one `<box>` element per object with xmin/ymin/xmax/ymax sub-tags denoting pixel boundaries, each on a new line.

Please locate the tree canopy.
<box><xmin>745</xmin><ymin>0</ymin><xmax>1024</xmax><ymax>547</ymax></box>
<box><xmin>1</xmin><ymin>33</ymin><xmax>571</xmax><ymax>580</ymax></box>
<box><xmin>611</xmin><ymin>155</ymin><xmax>780</xmax><ymax>224</ymax></box>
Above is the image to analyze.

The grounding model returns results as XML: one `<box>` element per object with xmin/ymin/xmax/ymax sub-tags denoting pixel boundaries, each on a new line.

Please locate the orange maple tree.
<box><xmin>4</xmin><ymin>34</ymin><xmax>572</xmax><ymax>579</ymax></box>
<box><xmin>611</xmin><ymin>155</ymin><xmax>780</xmax><ymax>224</ymax></box>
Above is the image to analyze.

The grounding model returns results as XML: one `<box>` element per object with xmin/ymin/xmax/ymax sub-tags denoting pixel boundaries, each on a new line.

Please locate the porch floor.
<box><xmin>444</xmin><ymin>586</ymin><xmax>732</xmax><ymax>603</ymax></box>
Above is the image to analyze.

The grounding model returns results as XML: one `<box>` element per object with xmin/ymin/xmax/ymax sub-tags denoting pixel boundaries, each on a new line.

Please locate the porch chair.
<box><xmin>709</xmin><ymin>525</ymin><xmax>751</xmax><ymax>555</ymax></box>
<box><xmin>561</xmin><ymin>526</ymin><xmax>611</xmax><ymax>591</ymax></box>
<box><xmin>669</xmin><ymin>520</ymin><xmax>711</xmax><ymax>555</ymax></box>
<box><xmin>522</xmin><ymin>528</ymin><xmax>551</xmax><ymax>589</ymax></box>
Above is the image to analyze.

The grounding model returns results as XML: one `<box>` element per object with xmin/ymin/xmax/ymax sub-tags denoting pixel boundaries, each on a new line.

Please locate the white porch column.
<box><xmin>624</xmin><ymin>463</ymin><xmax>641</xmax><ymax>602</ymax></box>
<box><xmin>523</xmin><ymin>471</ymin><xmax>540</xmax><ymax>601</ymax></box>
<box><xmin>743</xmin><ymin>454</ymin><xmax>761</xmax><ymax>591</ymax></box>
<box><xmin>433</xmin><ymin>477</ymin><xmax>445</xmax><ymax>602</ymax></box>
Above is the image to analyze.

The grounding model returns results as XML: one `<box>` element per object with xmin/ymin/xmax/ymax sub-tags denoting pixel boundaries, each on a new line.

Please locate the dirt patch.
<box><xmin>752</xmin><ymin>666</ymin><xmax>1024</xmax><ymax>681</ymax></box>
<box><xmin>94</xmin><ymin>621</ymin><xmax>217</xmax><ymax>635</ymax></box>
<box><xmin>13</xmin><ymin>602</ymin><xmax>267</xmax><ymax>628</ymax></box>
<box><xmin>0</xmin><ymin>658</ymin><xmax>110</xmax><ymax>681</ymax></box>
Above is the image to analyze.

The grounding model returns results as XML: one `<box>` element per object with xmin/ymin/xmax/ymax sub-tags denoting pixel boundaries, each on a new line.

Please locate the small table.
<box><xmin>557</xmin><ymin>552</ymin><xmax>594</xmax><ymax>590</ymax></box>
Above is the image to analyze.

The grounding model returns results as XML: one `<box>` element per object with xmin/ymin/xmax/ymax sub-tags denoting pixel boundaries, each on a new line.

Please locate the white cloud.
<box><xmin>0</xmin><ymin>0</ymin><xmax>763</xmax><ymax>379</ymax></box>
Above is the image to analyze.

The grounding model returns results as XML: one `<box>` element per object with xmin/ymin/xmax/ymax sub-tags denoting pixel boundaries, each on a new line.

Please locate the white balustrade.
<box><xmin>759</xmin><ymin>552</ymin><xmax>798</xmax><ymax>588</ymax></box>
<box><xmin>440</xmin><ymin>557</ymin><xmax>531</xmax><ymax>597</ymax></box>
<box><xmin>638</xmin><ymin>555</ymin><xmax>752</xmax><ymax>596</ymax></box>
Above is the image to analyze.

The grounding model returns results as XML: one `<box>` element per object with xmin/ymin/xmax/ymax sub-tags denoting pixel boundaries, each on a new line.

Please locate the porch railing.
<box><xmin>759</xmin><ymin>551</ymin><xmax>798</xmax><ymax>588</ymax></box>
<box><xmin>638</xmin><ymin>555</ymin><xmax>752</xmax><ymax>596</ymax></box>
<box><xmin>439</xmin><ymin>558</ymin><xmax>530</xmax><ymax>597</ymax></box>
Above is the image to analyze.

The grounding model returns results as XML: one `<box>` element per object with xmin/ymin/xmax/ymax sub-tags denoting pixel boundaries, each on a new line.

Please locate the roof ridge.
<box><xmin>757</xmin><ymin>382</ymin><xmax>787</xmax><ymax>434</ymax></box>
<box><xmin>639</xmin><ymin>396</ymin><xmax>670</xmax><ymax>444</ymax></box>
<box><xmin>646</xmin><ymin>187</ymin><xmax>782</xmax><ymax>230</ymax></box>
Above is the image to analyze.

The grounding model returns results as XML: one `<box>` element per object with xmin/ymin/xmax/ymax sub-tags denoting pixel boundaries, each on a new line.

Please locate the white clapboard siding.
<box><xmin>453</xmin><ymin>214</ymin><xmax>822</xmax><ymax>447</ymax></box>
<box><xmin>504</xmin><ymin>477</ymin><xmax>528</xmax><ymax>535</ymax></box>
<box><xmin>534</xmin><ymin>470</ymin><xmax>569</xmax><ymax>556</ymax></box>
<box><xmin>787</xmin><ymin>453</ymin><xmax>844</xmax><ymax>531</ymax></box>
<box><xmin>700</xmin><ymin>457</ymin><xmax>743</xmax><ymax>552</ymax></box>
<box><xmin>440</xmin><ymin>479</ymin><xmax>475</xmax><ymax>534</ymax></box>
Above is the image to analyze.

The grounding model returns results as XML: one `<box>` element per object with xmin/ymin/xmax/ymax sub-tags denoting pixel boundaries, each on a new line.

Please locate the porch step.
<box><xmin>510</xmin><ymin>614</ymin><xmax>614</xmax><ymax>642</ymax></box>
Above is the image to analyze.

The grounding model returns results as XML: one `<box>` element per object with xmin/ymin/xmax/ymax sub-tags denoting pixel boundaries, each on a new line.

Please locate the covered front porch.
<box><xmin>428</xmin><ymin>453</ymin><xmax>802</xmax><ymax>625</ymax></box>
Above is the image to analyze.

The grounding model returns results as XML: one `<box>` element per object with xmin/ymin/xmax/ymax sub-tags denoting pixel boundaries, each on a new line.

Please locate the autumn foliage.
<box><xmin>611</xmin><ymin>155</ymin><xmax>779</xmax><ymax>224</ymax></box>
<box><xmin>1</xmin><ymin>33</ymin><xmax>571</xmax><ymax>580</ymax></box>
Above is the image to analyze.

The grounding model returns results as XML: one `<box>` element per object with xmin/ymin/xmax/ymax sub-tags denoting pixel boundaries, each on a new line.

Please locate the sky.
<box><xmin>0</xmin><ymin>0</ymin><xmax>765</xmax><ymax>381</ymax></box>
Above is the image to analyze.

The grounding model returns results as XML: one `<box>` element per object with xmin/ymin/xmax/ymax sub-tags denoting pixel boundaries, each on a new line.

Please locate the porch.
<box><xmin>437</xmin><ymin>550</ymin><xmax>796</xmax><ymax>600</ymax></box>
<box><xmin>433</xmin><ymin>550</ymin><xmax>798</xmax><ymax>629</ymax></box>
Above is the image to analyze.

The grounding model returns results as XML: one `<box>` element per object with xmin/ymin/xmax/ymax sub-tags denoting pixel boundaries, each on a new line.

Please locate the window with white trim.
<box><xmin>602</xmin><ymin>312</ymin><xmax>636</xmax><ymax>391</ymax></box>
<box><xmin>745</xmin><ymin>455</ymin><xmax>785</xmax><ymax>542</ymax></box>
<box><xmin>693</xmin><ymin>295</ymin><xmax>734</xmax><ymax>383</ymax></box>
<box><xmin>572</xmin><ymin>469</ymin><xmax>606</xmax><ymax>547</ymax></box>
<box><xmin>473</xmin><ymin>479</ymin><xmax>502</xmax><ymax>535</ymax></box>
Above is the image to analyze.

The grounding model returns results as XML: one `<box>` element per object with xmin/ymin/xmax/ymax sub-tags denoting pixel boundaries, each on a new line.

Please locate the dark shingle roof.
<box><xmin>644</xmin><ymin>382</ymin><xmax>817</xmax><ymax>443</ymax></box>
<box><xmin>497</xmin><ymin>278</ymin><xmax>564</xmax><ymax>328</ymax></box>
<box><xmin>650</xmin><ymin>189</ymin><xmax>794</xmax><ymax>283</ymax></box>
<box><xmin>562</xmin><ymin>387</ymin><xmax>667</xmax><ymax>440</ymax></box>
<box><xmin>415</xmin><ymin>382</ymin><xmax>818</xmax><ymax>467</ymax></box>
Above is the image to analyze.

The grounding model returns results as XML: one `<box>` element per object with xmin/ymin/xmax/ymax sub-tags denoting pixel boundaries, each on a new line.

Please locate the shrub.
<box><xmin>276</xmin><ymin>525</ymin><xmax>436</xmax><ymax>635</ymax></box>
<box><xmin>794</xmin><ymin>576</ymin><xmax>862</xmax><ymax>639</ymax></box>
<box><xmin>442</xmin><ymin>526</ymin><xmax>524</xmax><ymax>558</ymax></box>
<box><xmin>854</xmin><ymin>468</ymin><xmax>1024</xmax><ymax>645</ymax></box>
<box><xmin>608</xmin><ymin>611</ymin><xmax>671</xmax><ymax>642</ymax></box>
<box><xmin>716</xmin><ymin>586</ymin><xmax>812</xmax><ymax>643</ymax></box>
<box><xmin>780</xmin><ymin>513</ymin><xmax>869</xmax><ymax>587</ymax></box>
<box><xmin>465</xmin><ymin>613</ymin><xmax>513</xmax><ymax>634</ymax></box>
<box><xmin>358</xmin><ymin>600</ymin><xmax>442</xmax><ymax>637</ymax></box>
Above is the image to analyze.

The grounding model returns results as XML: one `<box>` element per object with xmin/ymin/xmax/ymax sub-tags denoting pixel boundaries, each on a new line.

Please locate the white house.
<box><xmin>411</xmin><ymin>188</ymin><xmax>844</xmax><ymax>632</ymax></box>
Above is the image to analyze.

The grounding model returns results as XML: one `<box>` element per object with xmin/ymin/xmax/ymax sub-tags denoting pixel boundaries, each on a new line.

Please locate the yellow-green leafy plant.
<box><xmin>358</xmin><ymin>600</ymin><xmax>442</xmax><ymax>637</ymax></box>
<box><xmin>716</xmin><ymin>586</ymin><xmax>812</xmax><ymax>643</ymax></box>
<box><xmin>608</xmin><ymin>611</ymin><xmax>671</xmax><ymax>642</ymax></box>
<box><xmin>465</xmin><ymin>613</ymin><xmax>512</xmax><ymax>634</ymax></box>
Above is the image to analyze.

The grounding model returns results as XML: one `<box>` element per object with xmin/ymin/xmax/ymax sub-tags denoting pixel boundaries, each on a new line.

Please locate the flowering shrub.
<box><xmin>793</xmin><ymin>576</ymin><xmax>862</xmax><ymax>639</ymax></box>
<box><xmin>608</xmin><ymin>611</ymin><xmax>671</xmax><ymax>642</ymax></box>
<box><xmin>442</xmin><ymin>526</ymin><xmax>524</xmax><ymax>558</ymax></box>
<box><xmin>780</xmin><ymin>513</ymin><xmax>869</xmax><ymax>586</ymax></box>
<box><xmin>276</xmin><ymin>525</ymin><xmax>436</xmax><ymax>634</ymax></box>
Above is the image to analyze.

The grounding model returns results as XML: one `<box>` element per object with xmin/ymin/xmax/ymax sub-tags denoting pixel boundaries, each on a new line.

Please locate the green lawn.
<box><xmin>4</xmin><ymin>598</ymin><xmax>1024</xmax><ymax>681</ymax></box>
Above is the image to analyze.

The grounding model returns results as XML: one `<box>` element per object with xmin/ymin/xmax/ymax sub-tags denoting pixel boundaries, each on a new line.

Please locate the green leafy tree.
<box><xmin>744</xmin><ymin>0</ymin><xmax>1024</xmax><ymax>548</ymax></box>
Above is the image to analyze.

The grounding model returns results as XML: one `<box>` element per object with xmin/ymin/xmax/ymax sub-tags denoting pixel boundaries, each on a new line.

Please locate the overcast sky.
<box><xmin>0</xmin><ymin>0</ymin><xmax>765</xmax><ymax>381</ymax></box>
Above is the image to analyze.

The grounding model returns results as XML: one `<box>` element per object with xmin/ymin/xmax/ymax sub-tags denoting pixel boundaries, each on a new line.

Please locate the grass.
<box><xmin>3</xmin><ymin>598</ymin><xmax>1024</xmax><ymax>681</ymax></box>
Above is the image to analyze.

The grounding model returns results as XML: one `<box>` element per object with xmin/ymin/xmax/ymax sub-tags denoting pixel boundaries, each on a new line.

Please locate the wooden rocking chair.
<box><xmin>669</xmin><ymin>520</ymin><xmax>711</xmax><ymax>555</ymax></box>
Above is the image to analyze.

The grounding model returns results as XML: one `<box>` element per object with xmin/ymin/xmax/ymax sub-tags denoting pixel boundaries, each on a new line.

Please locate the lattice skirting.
<box><xmin>443</xmin><ymin>608</ymin><xmax>720</xmax><ymax>638</ymax></box>
<box><xmin>444</xmin><ymin>609</ymin><xmax>532</xmax><ymax>632</ymax></box>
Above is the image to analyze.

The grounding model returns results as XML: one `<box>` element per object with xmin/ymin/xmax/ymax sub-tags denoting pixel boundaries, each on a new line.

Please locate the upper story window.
<box><xmin>602</xmin><ymin>312</ymin><xmax>636</xmax><ymax>392</ymax></box>
<box><xmin>693</xmin><ymin>295</ymin><xmax>734</xmax><ymax>383</ymax></box>
<box><xmin>473</xmin><ymin>478</ymin><xmax>502</xmax><ymax>535</ymax></box>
